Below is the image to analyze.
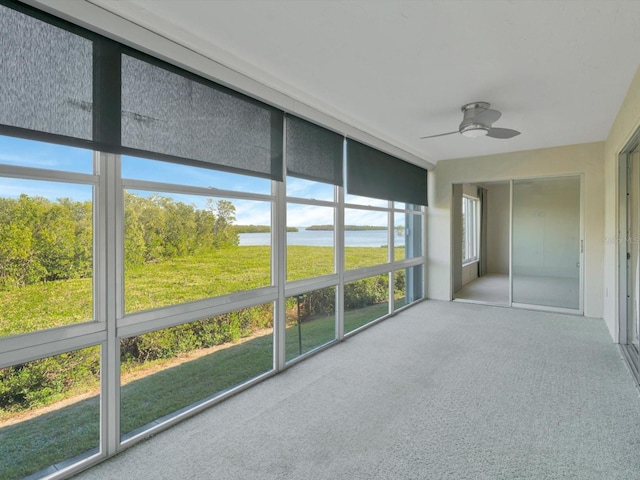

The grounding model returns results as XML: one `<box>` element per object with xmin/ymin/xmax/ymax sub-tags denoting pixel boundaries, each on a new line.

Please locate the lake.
<box><xmin>239</xmin><ymin>228</ymin><xmax>405</xmax><ymax>247</ymax></box>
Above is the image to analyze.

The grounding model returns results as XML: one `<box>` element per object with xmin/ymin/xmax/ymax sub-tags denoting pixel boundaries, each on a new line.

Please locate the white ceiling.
<box><xmin>89</xmin><ymin>0</ymin><xmax>640</xmax><ymax>166</ymax></box>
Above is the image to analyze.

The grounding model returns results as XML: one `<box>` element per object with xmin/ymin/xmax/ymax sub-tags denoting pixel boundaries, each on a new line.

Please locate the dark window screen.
<box><xmin>346</xmin><ymin>139</ymin><xmax>428</xmax><ymax>206</ymax></box>
<box><xmin>0</xmin><ymin>4</ymin><xmax>93</xmax><ymax>141</ymax></box>
<box><xmin>286</xmin><ymin>115</ymin><xmax>343</xmax><ymax>186</ymax></box>
<box><xmin>121</xmin><ymin>54</ymin><xmax>283</xmax><ymax>180</ymax></box>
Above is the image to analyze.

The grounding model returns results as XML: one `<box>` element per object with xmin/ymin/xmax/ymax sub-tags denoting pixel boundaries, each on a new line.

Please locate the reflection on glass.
<box><xmin>0</xmin><ymin>179</ymin><xmax>93</xmax><ymax>336</ymax></box>
<box><xmin>0</xmin><ymin>346</ymin><xmax>100</xmax><ymax>479</ymax></box>
<box><xmin>344</xmin><ymin>209</ymin><xmax>388</xmax><ymax>270</ymax></box>
<box><xmin>394</xmin><ymin>212</ymin><xmax>422</xmax><ymax>261</ymax></box>
<box><xmin>394</xmin><ymin>202</ymin><xmax>421</xmax><ymax>212</ymax></box>
<box><xmin>286</xmin><ymin>176</ymin><xmax>334</xmax><ymax>201</ymax></box>
<box><xmin>344</xmin><ymin>275</ymin><xmax>389</xmax><ymax>334</ymax></box>
<box><xmin>124</xmin><ymin>190</ymin><xmax>271</xmax><ymax>313</ymax></box>
<box><xmin>628</xmin><ymin>148</ymin><xmax>640</xmax><ymax>351</ymax></box>
<box><xmin>345</xmin><ymin>192</ymin><xmax>389</xmax><ymax>208</ymax></box>
<box><xmin>0</xmin><ymin>135</ymin><xmax>93</xmax><ymax>173</ymax></box>
<box><xmin>120</xmin><ymin>304</ymin><xmax>273</xmax><ymax>439</ymax></box>
<box><xmin>122</xmin><ymin>156</ymin><xmax>271</xmax><ymax>194</ymax></box>
<box><xmin>285</xmin><ymin>287</ymin><xmax>336</xmax><ymax>361</ymax></box>
<box><xmin>512</xmin><ymin>177</ymin><xmax>580</xmax><ymax>309</ymax></box>
<box><xmin>286</xmin><ymin>204</ymin><xmax>335</xmax><ymax>280</ymax></box>
<box><xmin>394</xmin><ymin>266</ymin><xmax>423</xmax><ymax>309</ymax></box>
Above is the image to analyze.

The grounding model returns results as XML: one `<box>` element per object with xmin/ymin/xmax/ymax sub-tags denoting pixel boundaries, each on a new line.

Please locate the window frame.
<box><xmin>462</xmin><ymin>194</ymin><xmax>480</xmax><ymax>265</ymax></box>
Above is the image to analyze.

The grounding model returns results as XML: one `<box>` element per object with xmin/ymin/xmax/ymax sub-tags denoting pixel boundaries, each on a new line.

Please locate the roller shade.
<box><xmin>0</xmin><ymin>3</ymin><xmax>93</xmax><ymax>144</ymax></box>
<box><xmin>346</xmin><ymin>140</ymin><xmax>428</xmax><ymax>206</ymax></box>
<box><xmin>286</xmin><ymin>115</ymin><xmax>343</xmax><ymax>186</ymax></box>
<box><xmin>121</xmin><ymin>54</ymin><xmax>283</xmax><ymax>181</ymax></box>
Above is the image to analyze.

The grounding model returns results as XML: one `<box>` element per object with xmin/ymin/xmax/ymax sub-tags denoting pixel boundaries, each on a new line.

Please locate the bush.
<box><xmin>120</xmin><ymin>305</ymin><xmax>273</xmax><ymax>365</ymax></box>
<box><xmin>0</xmin><ymin>347</ymin><xmax>100</xmax><ymax>413</ymax></box>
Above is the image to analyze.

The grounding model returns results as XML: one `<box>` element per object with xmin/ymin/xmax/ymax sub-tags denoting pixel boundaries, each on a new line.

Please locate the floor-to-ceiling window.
<box><xmin>0</xmin><ymin>3</ymin><xmax>427</xmax><ymax>479</ymax></box>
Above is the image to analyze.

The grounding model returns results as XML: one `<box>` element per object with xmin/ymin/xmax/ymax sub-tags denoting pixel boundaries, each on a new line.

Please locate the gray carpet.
<box><xmin>74</xmin><ymin>301</ymin><xmax>640</xmax><ymax>480</ymax></box>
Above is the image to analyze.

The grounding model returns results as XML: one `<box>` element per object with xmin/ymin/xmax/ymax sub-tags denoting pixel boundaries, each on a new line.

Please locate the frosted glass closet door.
<box><xmin>511</xmin><ymin>176</ymin><xmax>581</xmax><ymax>310</ymax></box>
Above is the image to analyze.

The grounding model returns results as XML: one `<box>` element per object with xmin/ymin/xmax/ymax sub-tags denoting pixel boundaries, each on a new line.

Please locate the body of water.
<box><xmin>239</xmin><ymin>229</ymin><xmax>405</xmax><ymax>247</ymax></box>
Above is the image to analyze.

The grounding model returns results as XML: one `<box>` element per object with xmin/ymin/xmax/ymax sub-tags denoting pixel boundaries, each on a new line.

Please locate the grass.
<box><xmin>1</xmin><ymin>245</ymin><xmax>406</xmax><ymax>479</ymax></box>
<box><xmin>0</xmin><ymin>245</ymin><xmax>404</xmax><ymax>336</ymax></box>
<box><xmin>0</xmin><ymin>302</ymin><xmax>389</xmax><ymax>479</ymax></box>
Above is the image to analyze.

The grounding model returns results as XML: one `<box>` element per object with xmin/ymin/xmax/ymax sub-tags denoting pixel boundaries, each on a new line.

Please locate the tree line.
<box><xmin>0</xmin><ymin>193</ymin><xmax>239</xmax><ymax>289</ymax></box>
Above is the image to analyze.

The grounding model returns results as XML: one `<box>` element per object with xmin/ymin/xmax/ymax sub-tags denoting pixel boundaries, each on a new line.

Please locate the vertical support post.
<box><xmin>273</xmin><ymin>119</ymin><xmax>287</xmax><ymax>370</ymax></box>
<box><xmin>335</xmin><ymin>145</ymin><xmax>345</xmax><ymax>340</ymax></box>
<box><xmin>98</xmin><ymin>151</ymin><xmax>122</xmax><ymax>456</ymax></box>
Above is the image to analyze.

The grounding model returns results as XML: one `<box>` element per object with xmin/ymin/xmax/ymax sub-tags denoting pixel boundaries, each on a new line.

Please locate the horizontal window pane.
<box><xmin>122</xmin><ymin>156</ymin><xmax>271</xmax><ymax>195</ymax></box>
<box><xmin>0</xmin><ymin>346</ymin><xmax>100</xmax><ymax>480</ymax></box>
<box><xmin>344</xmin><ymin>209</ymin><xmax>388</xmax><ymax>270</ymax></box>
<box><xmin>0</xmin><ymin>181</ymin><xmax>93</xmax><ymax>336</ymax></box>
<box><xmin>287</xmin><ymin>204</ymin><xmax>335</xmax><ymax>281</ymax></box>
<box><xmin>394</xmin><ymin>265</ymin><xmax>423</xmax><ymax>309</ymax></box>
<box><xmin>286</xmin><ymin>176</ymin><xmax>334</xmax><ymax>201</ymax></box>
<box><xmin>344</xmin><ymin>274</ymin><xmax>389</xmax><ymax>334</ymax></box>
<box><xmin>286</xmin><ymin>287</ymin><xmax>336</xmax><ymax>362</ymax></box>
<box><xmin>0</xmin><ymin>135</ymin><xmax>93</xmax><ymax>173</ymax></box>
<box><xmin>120</xmin><ymin>305</ymin><xmax>273</xmax><ymax>439</ymax></box>
<box><xmin>124</xmin><ymin>191</ymin><xmax>271</xmax><ymax>313</ymax></box>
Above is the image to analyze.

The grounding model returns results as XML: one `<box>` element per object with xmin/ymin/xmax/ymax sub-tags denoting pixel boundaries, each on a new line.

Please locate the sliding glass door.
<box><xmin>511</xmin><ymin>176</ymin><xmax>582</xmax><ymax>313</ymax></box>
<box><xmin>621</xmin><ymin>143</ymin><xmax>640</xmax><ymax>379</ymax></box>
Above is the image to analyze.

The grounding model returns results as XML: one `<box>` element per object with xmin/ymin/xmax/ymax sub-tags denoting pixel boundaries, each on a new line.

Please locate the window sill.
<box><xmin>462</xmin><ymin>259</ymin><xmax>478</xmax><ymax>267</ymax></box>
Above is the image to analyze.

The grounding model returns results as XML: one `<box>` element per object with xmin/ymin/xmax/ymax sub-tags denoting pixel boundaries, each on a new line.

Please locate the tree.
<box><xmin>207</xmin><ymin>199</ymin><xmax>239</xmax><ymax>248</ymax></box>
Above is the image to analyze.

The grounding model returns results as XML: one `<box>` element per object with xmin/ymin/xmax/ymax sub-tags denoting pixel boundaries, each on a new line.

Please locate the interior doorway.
<box><xmin>619</xmin><ymin>137</ymin><xmax>640</xmax><ymax>381</ymax></box>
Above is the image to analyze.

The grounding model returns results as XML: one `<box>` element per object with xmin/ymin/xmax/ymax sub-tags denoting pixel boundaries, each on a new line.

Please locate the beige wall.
<box><xmin>427</xmin><ymin>142</ymin><xmax>604</xmax><ymax>318</ymax></box>
<box><xmin>603</xmin><ymin>66</ymin><xmax>640</xmax><ymax>340</ymax></box>
<box><xmin>485</xmin><ymin>183</ymin><xmax>510</xmax><ymax>274</ymax></box>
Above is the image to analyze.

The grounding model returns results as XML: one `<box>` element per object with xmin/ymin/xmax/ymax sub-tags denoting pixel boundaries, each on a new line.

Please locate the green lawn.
<box><xmin>0</xmin><ymin>246</ymin><xmax>404</xmax><ymax>337</ymax></box>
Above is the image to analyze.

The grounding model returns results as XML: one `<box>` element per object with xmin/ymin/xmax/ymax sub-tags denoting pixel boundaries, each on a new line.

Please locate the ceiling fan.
<box><xmin>421</xmin><ymin>102</ymin><xmax>520</xmax><ymax>139</ymax></box>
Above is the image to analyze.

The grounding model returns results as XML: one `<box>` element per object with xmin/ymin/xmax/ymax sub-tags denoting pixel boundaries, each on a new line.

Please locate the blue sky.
<box><xmin>0</xmin><ymin>136</ymin><xmax>391</xmax><ymax>227</ymax></box>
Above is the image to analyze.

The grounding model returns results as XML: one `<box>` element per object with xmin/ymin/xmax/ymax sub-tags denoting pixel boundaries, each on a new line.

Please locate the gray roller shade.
<box><xmin>346</xmin><ymin>140</ymin><xmax>428</xmax><ymax>206</ymax></box>
<box><xmin>286</xmin><ymin>115</ymin><xmax>343</xmax><ymax>186</ymax></box>
<box><xmin>121</xmin><ymin>54</ymin><xmax>283</xmax><ymax>181</ymax></box>
<box><xmin>0</xmin><ymin>4</ymin><xmax>93</xmax><ymax>142</ymax></box>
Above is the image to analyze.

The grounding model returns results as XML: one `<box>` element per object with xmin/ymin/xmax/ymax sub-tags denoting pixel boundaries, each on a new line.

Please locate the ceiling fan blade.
<box><xmin>420</xmin><ymin>131</ymin><xmax>458</xmax><ymax>139</ymax></box>
<box><xmin>486</xmin><ymin>127</ymin><xmax>520</xmax><ymax>139</ymax></box>
<box><xmin>470</xmin><ymin>108</ymin><xmax>501</xmax><ymax>124</ymax></box>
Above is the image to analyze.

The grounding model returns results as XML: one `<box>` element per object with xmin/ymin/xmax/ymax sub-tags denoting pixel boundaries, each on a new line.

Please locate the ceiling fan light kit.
<box><xmin>421</xmin><ymin>101</ymin><xmax>520</xmax><ymax>140</ymax></box>
<box><xmin>460</xmin><ymin>125</ymin><xmax>489</xmax><ymax>137</ymax></box>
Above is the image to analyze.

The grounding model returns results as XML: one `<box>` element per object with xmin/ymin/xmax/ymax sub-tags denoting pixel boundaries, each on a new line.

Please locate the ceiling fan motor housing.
<box><xmin>459</xmin><ymin>102</ymin><xmax>491</xmax><ymax>137</ymax></box>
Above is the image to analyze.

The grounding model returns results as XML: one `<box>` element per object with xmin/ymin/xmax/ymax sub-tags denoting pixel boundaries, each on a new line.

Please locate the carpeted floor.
<box><xmin>74</xmin><ymin>301</ymin><xmax>640</xmax><ymax>480</ymax></box>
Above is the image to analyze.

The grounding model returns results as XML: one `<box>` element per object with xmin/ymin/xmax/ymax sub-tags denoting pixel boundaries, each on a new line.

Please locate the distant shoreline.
<box><xmin>305</xmin><ymin>225</ymin><xmax>386</xmax><ymax>231</ymax></box>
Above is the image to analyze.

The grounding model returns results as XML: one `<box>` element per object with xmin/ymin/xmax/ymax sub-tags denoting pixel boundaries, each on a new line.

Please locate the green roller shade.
<box><xmin>346</xmin><ymin>139</ymin><xmax>428</xmax><ymax>206</ymax></box>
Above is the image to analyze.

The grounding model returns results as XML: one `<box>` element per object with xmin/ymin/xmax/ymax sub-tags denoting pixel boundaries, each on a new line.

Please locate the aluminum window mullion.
<box><xmin>274</xmin><ymin>128</ymin><xmax>287</xmax><ymax>372</ymax></box>
<box><xmin>336</xmin><ymin>184</ymin><xmax>345</xmax><ymax>340</ymax></box>
<box><xmin>285</xmin><ymin>196</ymin><xmax>337</xmax><ymax>208</ymax></box>
<box><xmin>0</xmin><ymin>163</ymin><xmax>97</xmax><ymax>184</ymax></box>
<box><xmin>122</xmin><ymin>178</ymin><xmax>273</xmax><ymax>202</ymax></box>
<box><xmin>99</xmin><ymin>151</ymin><xmax>121</xmax><ymax>455</ymax></box>
<box><xmin>343</xmin><ymin>202</ymin><xmax>389</xmax><ymax>213</ymax></box>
